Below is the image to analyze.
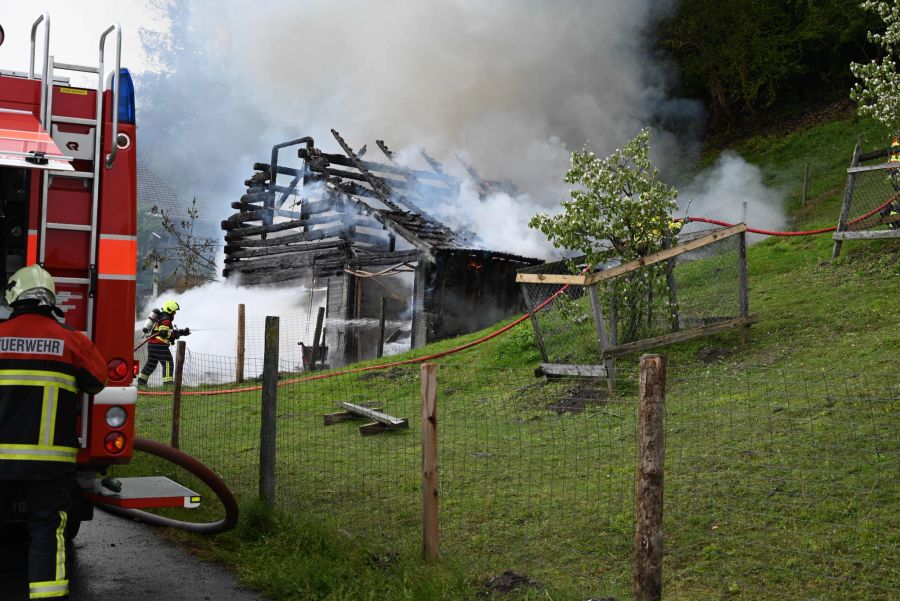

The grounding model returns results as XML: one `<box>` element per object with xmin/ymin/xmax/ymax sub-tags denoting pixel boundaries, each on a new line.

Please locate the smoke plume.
<box><xmin>676</xmin><ymin>153</ymin><xmax>786</xmax><ymax>240</ymax></box>
<box><xmin>135</xmin><ymin>0</ymin><xmax>726</xmax><ymax>259</ymax></box>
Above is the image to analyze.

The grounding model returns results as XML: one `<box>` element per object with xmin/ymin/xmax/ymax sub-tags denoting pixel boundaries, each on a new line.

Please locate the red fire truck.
<box><xmin>0</xmin><ymin>14</ymin><xmax>208</xmax><ymax>537</ymax></box>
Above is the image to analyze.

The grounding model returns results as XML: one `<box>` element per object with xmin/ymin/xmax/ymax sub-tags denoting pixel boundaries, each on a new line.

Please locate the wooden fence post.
<box><xmin>170</xmin><ymin>340</ymin><xmax>186</xmax><ymax>449</ymax></box>
<box><xmin>587</xmin><ymin>284</ymin><xmax>616</xmax><ymax>393</ymax></box>
<box><xmin>833</xmin><ymin>143</ymin><xmax>861</xmax><ymax>259</ymax></box>
<box><xmin>521</xmin><ymin>284</ymin><xmax>549</xmax><ymax>362</ymax></box>
<box><xmin>377</xmin><ymin>297</ymin><xmax>388</xmax><ymax>359</ymax></box>
<box><xmin>311</xmin><ymin>306</ymin><xmax>325</xmax><ymax>370</ymax></box>
<box><xmin>635</xmin><ymin>354</ymin><xmax>666</xmax><ymax>601</ymax></box>
<box><xmin>236</xmin><ymin>303</ymin><xmax>246</xmax><ymax>383</ymax></box>
<box><xmin>259</xmin><ymin>316</ymin><xmax>279</xmax><ymax>507</ymax></box>
<box><xmin>421</xmin><ymin>363</ymin><xmax>440</xmax><ymax>562</ymax></box>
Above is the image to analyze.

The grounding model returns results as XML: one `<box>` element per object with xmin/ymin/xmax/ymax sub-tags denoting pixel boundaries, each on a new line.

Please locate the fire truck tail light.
<box><xmin>133</xmin><ymin>361</ymin><xmax>140</xmax><ymax>377</ymax></box>
<box><xmin>108</xmin><ymin>358</ymin><xmax>128</xmax><ymax>381</ymax></box>
<box><xmin>103</xmin><ymin>432</ymin><xmax>127</xmax><ymax>454</ymax></box>
<box><xmin>105</xmin><ymin>406</ymin><xmax>127</xmax><ymax>428</ymax></box>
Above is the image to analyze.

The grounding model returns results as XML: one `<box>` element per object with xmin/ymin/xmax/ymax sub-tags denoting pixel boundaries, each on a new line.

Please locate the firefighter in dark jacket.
<box><xmin>0</xmin><ymin>264</ymin><xmax>107</xmax><ymax>600</ymax></box>
<box><xmin>137</xmin><ymin>300</ymin><xmax>185</xmax><ymax>387</ymax></box>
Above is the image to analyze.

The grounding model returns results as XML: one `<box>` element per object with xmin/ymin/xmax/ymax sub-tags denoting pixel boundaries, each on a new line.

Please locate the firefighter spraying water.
<box><xmin>137</xmin><ymin>301</ymin><xmax>191</xmax><ymax>387</ymax></box>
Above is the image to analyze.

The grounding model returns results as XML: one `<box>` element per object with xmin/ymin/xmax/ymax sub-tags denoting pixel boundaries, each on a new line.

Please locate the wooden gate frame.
<box><xmin>517</xmin><ymin>224</ymin><xmax>755</xmax><ymax>376</ymax></box>
<box><xmin>832</xmin><ymin>143</ymin><xmax>900</xmax><ymax>258</ymax></box>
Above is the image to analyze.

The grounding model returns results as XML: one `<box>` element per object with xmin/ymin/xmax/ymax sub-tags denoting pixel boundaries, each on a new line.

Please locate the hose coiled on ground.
<box><xmin>97</xmin><ymin>437</ymin><xmax>239</xmax><ymax>534</ymax></box>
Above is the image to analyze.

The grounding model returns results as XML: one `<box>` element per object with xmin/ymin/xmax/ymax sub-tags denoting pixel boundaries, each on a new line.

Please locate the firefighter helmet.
<box><xmin>5</xmin><ymin>264</ymin><xmax>56</xmax><ymax>306</ymax></box>
<box><xmin>162</xmin><ymin>300</ymin><xmax>180</xmax><ymax>314</ymax></box>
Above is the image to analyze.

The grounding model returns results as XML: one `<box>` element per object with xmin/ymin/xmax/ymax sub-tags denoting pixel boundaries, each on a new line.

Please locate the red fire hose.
<box><xmin>677</xmin><ymin>193</ymin><xmax>899</xmax><ymax>236</ymax></box>
<box><xmin>137</xmin><ymin>193</ymin><xmax>899</xmax><ymax>398</ymax></box>
<box><xmin>97</xmin><ymin>437</ymin><xmax>239</xmax><ymax>534</ymax></box>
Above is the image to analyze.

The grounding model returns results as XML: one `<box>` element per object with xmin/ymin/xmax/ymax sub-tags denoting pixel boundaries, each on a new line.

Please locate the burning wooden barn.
<box><xmin>221</xmin><ymin>130</ymin><xmax>540</xmax><ymax>366</ymax></box>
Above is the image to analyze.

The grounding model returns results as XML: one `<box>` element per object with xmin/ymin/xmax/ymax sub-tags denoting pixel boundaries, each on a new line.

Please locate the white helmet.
<box><xmin>6</xmin><ymin>264</ymin><xmax>56</xmax><ymax>306</ymax></box>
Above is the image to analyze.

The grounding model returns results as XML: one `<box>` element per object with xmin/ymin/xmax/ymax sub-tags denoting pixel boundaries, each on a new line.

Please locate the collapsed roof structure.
<box><xmin>221</xmin><ymin>130</ymin><xmax>540</xmax><ymax>365</ymax></box>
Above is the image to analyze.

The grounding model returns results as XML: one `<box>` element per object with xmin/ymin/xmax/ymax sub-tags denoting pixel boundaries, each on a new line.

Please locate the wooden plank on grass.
<box><xmin>337</xmin><ymin>402</ymin><xmax>408</xmax><ymax>427</ymax></box>
<box><xmin>359</xmin><ymin>421</ymin><xmax>409</xmax><ymax>436</ymax></box>
<box><xmin>535</xmin><ymin>364</ymin><xmax>608</xmax><ymax>378</ymax></box>
<box><xmin>602</xmin><ymin>316</ymin><xmax>757</xmax><ymax>358</ymax></box>
<box><xmin>323</xmin><ymin>408</ymin><xmax>383</xmax><ymax>425</ymax></box>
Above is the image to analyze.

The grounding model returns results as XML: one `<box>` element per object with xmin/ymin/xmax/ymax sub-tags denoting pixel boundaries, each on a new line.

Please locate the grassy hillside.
<box><xmin>121</xmin><ymin>112</ymin><xmax>899</xmax><ymax>601</ymax></box>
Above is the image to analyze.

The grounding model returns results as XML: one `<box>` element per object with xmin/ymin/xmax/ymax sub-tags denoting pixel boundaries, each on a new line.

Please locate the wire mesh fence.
<box><xmin>134</xmin><ymin>303</ymin><xmax>411</xmax><ymax>385</ymax></box>
<box><xmin>843</xmin><ymin>160</ymin><xmax>900</xmax><ymax>232</ymax></box>
<box><xmin>518</xmin><ymin>226</ymin><xmax>748</xmax><ymax>365</ymax></box>
<box><xmin>664</xmin><ymin>367</ymin><xmax>899</xmax><ymax>600</ymax></box>
<box><xmin>132</xmin><ymin>350</ymin><xmax>898</xmax><ymax>600</ymax></box>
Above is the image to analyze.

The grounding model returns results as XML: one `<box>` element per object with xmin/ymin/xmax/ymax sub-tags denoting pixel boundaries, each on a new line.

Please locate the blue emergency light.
<box><xmin>117</xmin><ymin>68</ymin><xmax>135</xmax><ymax>124</ymax></box>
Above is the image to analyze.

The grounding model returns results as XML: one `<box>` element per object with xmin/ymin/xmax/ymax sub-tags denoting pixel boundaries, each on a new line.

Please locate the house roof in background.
<box><xmin>137</xmin><ymin>161</ymin><xmax>190</xmax><ymax>214</ymax></box>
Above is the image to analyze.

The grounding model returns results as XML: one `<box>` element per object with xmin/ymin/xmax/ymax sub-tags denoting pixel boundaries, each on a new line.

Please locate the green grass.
<box><xmin>119</xmin><ymin>112</ymin><xmax>899</xmax><ymax>600</ymax></box>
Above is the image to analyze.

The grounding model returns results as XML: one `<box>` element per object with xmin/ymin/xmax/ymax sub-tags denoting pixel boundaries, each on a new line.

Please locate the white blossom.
<box><xmin>851</xmin><ymin>1</ymin><xmax>900</xmax><ymax>134</ymax></box>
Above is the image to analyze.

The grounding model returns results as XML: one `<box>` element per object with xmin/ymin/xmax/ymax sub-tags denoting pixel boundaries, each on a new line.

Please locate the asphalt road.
<box><xmin>0</xmin><ymin>511</ymin><xmax>266</xmax><ymax>601</ymax></box>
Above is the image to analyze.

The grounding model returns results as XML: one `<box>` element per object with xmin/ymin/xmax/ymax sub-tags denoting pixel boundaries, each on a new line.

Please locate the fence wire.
<box><xmin>844</xmin><ymin>161</ymin><xmax>900</xmax><ymax>231</ymax></box>
<box><xmin>132</xmin><ymin>355</ymin><xmax>898</xmax><ymax>600</ymax></box>
<box><xmin>519</xmin><ymin>230</ymin><xmax>745</xmax><ymax>364</ymax></box>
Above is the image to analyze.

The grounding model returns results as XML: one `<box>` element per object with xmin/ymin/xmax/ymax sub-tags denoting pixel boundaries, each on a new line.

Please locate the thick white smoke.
<box><xmin>135</xmin><ymin>0</ymin><xmax>784</xmax><ymax>284</ymax></box>
<box><xmin>136</xmin><ymin>275</ymin><xmax>324</xmax><ymax>374</ymax></box>
<box><xmin>136</xmin><ymin>0</ymin><xmax>708</xmax><ymax>259</ymax></box>
<box><xmin>677</xmin><ymin>153</ymin><xmax>786</xmax><ymax>240</ymax></box>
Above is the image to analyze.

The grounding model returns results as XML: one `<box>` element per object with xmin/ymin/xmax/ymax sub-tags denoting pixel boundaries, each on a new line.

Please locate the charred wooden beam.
<box><xmin>238</xmin><ymin>190</ymin><xmax>274</xmax><ymax>204</ymax></box>
<box><xmin>419</xmin><ymin>148</ymin><xmax>459</xmax><ymax>192</ymax></box>
<box><xmin>334</xmin><ymin>194</ymin><xmax>437</xmax><ymax>259</ymax></box>
<box><xmin>225</xmin><ymin>218</ymin><xmax>311</xmax><ymax>241</ymax></box>
<box><xmin>297</xmin><ymin>213</ymin><xmax>373</xmax><ymax>229</ymax></box>
<box><xmin>254</xmin><ymin>162</ymin><xmax>304</xmax><ymax>178</ymax></box>
<box><xmin>223</xmin><ymin>247</ymin><xmax>348</xmax><ymax>275</ymax></box>
<box><xmin>330</xmin><ymin>129</ymin><xmax>403</xmax><ymax>211</ymax></box>
<box><xmin>221</xmin><ymin>207</ymin><xmax>307</xmax><ymax>230</ymax></box>
<box><xmin>299</xmin><ymin>148</ymin><xmax>445</xmax><ymax>182</ymax></box>
<box><xmin>244</xmin><ymin>171</ymin><xmax>270</xmax><ymax>187</ymax></box>
<box><xmin>226</xmin><ymin>267</ymin><xmax>314</xmax><ymax>286</ymax></box>
<box><xmin>225</xmin><ymin>239</ymin><xmax>347</xmax><ymax>261</ymax></box>
<box><xmin>349</xmin><ymin>231</ymin><xmax>391</xmax><ymax>248</ymax></box>
<box><xmin>302</xmin><ymin>165</ymin><xmax>454</xmax><ymax>200</ymax></box>
<box><xmin>375</xmin><ymin>139</ymin><xmax>394</xmax><ymax>159</ymax></box>
<box><xmin>345</xmin><ymin>249</ymin><xmax>421</xmax><ymax>267</ymax></box>
<box><xmin>228</xmin><ymin>202</ymin><xmax>303</xmax><ymax>219</ymax></box>
<box><xmin>276</xmin><ymin>174</ymin><xmax>303</xmax><ymax>209</ymax></box>
<box><xmin>225</xmin><ymin>227</ymin><xmax>347</xmax><ymax>249</ymax></box>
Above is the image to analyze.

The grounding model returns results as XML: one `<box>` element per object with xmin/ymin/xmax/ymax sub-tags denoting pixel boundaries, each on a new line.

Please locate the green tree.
<box><xmin>529</xmin><ymin>128</ymin><xmax>679</xmax><ymax>341</ymax></box>
<box><xmin>851</xmin><ymin>0</ymin><xmax>900</xmax><ymax>134</ymax></box>
<box><xmin>530</xmin><ymin>128</ymin><xmax>678</xmax><ymax>266</ymax></box>
<box><xmin>659</xmin><ymin>0</ymin><xmax>877</xmax><ymax>128</ymax></box>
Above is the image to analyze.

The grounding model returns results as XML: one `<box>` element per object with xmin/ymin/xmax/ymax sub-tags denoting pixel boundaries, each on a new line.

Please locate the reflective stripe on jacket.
<box><xmin>148</xmin><ymin>315</ymin><xmax>174</xmax><ymax>345</ymax></box>
<box><xmin>0</xmin><ymin>306</ymin><xmax>108</xmax><ymax>480</ymax></box>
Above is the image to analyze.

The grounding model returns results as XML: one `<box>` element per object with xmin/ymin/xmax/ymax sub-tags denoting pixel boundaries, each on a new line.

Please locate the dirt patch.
<box><xmin>479</xmin><ymin>571</ymin><xmax>542</xmax><ymax>596</ymax></box>
<box><xmin>548</xmin><ymin>383</ymin><xmax>608</xmax><ymax>414</ymax></box>
<box><xmin>358</xmin><ymin>366</ymin><xmax>407</xmax><ymax>381</ymax></box>
<box><xmin>696</xmin><ymin>346</ymin><xmax>734</xmax><ymax>364</ymax></box>
<box><xmin>365</xmin><ymin>550</ymin><xmax>399</xmax><ymax>570</ymax></box>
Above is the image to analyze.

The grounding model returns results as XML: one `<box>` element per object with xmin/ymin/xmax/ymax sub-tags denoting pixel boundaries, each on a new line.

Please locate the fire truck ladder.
<box><xmin>30</xmin><ymin>15</ymin><xmax>122</xmax><ymax>338</ymax></box>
